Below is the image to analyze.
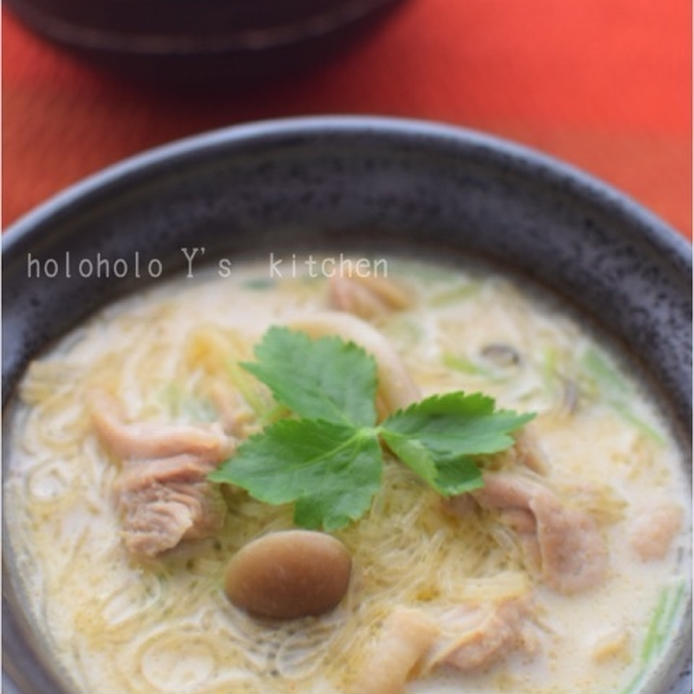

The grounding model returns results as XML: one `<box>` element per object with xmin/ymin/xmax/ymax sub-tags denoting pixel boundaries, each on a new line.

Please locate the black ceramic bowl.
<box><xmin>6</xmin><ymin>0</ymin><xmax>405</xmax><ymax>84</ymax></box>
<box><xmin>2</xmin><ymin>116</ymin><xmax>691</xmax><ymax>694</ymax></box>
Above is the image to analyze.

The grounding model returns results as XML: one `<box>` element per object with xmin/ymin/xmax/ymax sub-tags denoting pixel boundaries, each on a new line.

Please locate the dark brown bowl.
<box><xmin>5</xmin><ymin>0</ymin><xmax>405</xmax><ymax>85</ymax></box>
<box><xmin>3</xmin><ymin>117</ymin><xmax>691</xmax><ymax>693</ymax></box>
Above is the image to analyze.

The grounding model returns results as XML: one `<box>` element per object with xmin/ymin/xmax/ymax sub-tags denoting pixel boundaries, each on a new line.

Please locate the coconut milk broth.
<box><xmin>4</xmin><ymin>256</ymin><xmax>689</xmax><ymax>694</ymax></box>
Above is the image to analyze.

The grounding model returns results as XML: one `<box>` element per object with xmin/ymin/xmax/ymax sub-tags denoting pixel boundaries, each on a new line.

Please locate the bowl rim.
<box><xmin>5</xmin><ymin>115</ymin><xmax>691</xmax><ymax>265</ymax></box>
<box><xmin>2</xmin><ymin>115</ymin><xmax>691</xmax><ymax>694</ymax></box>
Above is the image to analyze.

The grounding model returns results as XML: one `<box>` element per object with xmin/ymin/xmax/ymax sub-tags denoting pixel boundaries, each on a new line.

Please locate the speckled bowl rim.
<box><xmin>2</xmin><ymin>116</ymin><xmax>691</xmax><ymax>694</ymax></box>
<box><xmin>5</xmin><ymin>116</ymin><xmax>690</xmax><ymax>262</ymax></box>
<box><xmin>3</xmin><ymin>115</ymin><xmax>692</xmax><ymax>258</ymax></box>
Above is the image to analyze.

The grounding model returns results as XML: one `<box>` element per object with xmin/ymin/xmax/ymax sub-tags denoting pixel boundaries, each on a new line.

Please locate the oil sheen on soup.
<box><xmin>4</xmin><ymin>257</ymin><xmax>689</xmax><ymax>694</ymax></box>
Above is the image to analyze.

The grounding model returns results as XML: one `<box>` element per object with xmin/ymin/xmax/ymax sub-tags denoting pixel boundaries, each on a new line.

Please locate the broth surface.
<box><xmin>4</xmin><ymin>256</ymin><xmax>690</xmax><ymax>694</ymax></box>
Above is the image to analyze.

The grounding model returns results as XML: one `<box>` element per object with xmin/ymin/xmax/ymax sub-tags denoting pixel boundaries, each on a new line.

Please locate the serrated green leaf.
<box><xmin>241</xmin><ymin>327</ymin><xmax>377</xmax><ymax>427</ymax></box>
<box><xmin>381</xmin><ymin>428</ymin><xmax>484</xmax><ymax>495</ymax></box>
<box><xmin>432</xmin><ymin>457</ymin><xmax>485</xmax><ymax>494</ymax></box>
<box><xmin>209</xmin><ymin>418</ymin><xmax>382</xmax><ymax>530</ymax></box>
<box><xmin>382</xmin><ymin>392</ymin><xmax>535</xmax><ymax>460</ymax></box>
<box><xmin>211</xmin><ymin>330</ymin><xmax>535</xmax><ymax>529</ymax></box>
<box><xmin>380</xmin><ymin>430</ymin><xmax>438</xmax><ymax>484</ymax></box>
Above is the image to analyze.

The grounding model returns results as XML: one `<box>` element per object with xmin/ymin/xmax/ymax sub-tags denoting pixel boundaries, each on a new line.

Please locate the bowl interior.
<box><xmin>2</xmin><ymin>117</ymin><xmax>691</xmax><ymax>694</ymax></box>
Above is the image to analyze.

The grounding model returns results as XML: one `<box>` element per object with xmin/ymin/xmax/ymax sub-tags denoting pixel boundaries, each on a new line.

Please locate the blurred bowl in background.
<box><xmin>5</xmin><ymin>0</ymin><xmax>406</xmax><ymax>86</ymax></box>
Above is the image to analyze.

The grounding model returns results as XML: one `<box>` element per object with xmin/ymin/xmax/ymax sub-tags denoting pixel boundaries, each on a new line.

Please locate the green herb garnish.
<box><xmin>581</xmin><ymin>347</ymin><xmax>664</xmax><ymax>444</ymax></box>
<box><xmin>619</xmin><ymin>580</ymin><xmax>686</xmax><ymax>694</ymax></box>
<box><xmin>209</xmin><ymin>327</ymin><xmax>534</xmax><ymax>530</ymax></box>
<box><xmin>443</xmin><ymin>352</ymin><xmax>505</xmax><ymax>381</ymax></box>
<box><xmin>242</xmin><ymin>277</ymin><xmax>277</xmax><ymax>290</ymax></box>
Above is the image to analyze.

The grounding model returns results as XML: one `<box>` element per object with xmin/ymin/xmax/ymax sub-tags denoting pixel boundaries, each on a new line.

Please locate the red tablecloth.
<box><xmin>3</xmin><ymin>0</ymin><xmax>691</xmax><ymax>237</ymax></box>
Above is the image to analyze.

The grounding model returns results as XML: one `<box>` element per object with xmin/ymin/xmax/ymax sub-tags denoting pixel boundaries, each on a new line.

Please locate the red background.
<box><xmin>3</xmin><ymin>0</ymin><xmax>692</xmax><ymax>237</ymax></box>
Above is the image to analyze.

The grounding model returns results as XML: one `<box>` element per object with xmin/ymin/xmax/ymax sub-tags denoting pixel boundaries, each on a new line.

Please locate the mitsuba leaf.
<box><xmin>431</xmin><ymin>457</ymin><xmax>485</xmax><ymax>495</ymax></box>
<box><xmin>381</xmin><ymin>392</ymin><xmax>533</xmax><ymax>495</ymax></box>
<box><xmin>241</xmin><ymin>327</ymin><xmax>378</xmax><ymax>427</ymax></box>
<box><xmin>210</xmin><ymin>418</ymin><xmax>382</xmax><ymax>530</ymax></box>
<box><xmin>381</xmin><ymin>428</ymin><xmax>484</xmax><ymax>495</ymax></box>
<box><xmin>211</xmin><ymin>328</ymin><xmax>536</xmax><ymax>529</ymax></box>
<box><xmin>383</xmin><ymin>392</ymin><xmax>534</xmax><ymax>460</ymax></box>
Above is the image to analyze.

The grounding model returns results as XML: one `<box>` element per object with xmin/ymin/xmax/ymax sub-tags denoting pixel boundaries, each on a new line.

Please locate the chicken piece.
<box><xmin>116</xmin><ymin>453</ymin><xmax>216</xmax><ymax>489</ymax></box>
<box><xmin>90</xmin><ymin>391</ymin><xmax>232</xmax><ymax>556</ymax></box>
<box><xmin>331</xmin><ymin>277</ymin><xmax>390</xmax><ymax>320</ymax></box>
<box><xmin>512</xmin><ymin>430</ymin><xmax>547</xmax><ymax>474</ymax></box>
<box><xmin>530</xmin><ymin>491</ymin><xmax>607</xmax><ymax>593</ymax></box>
<box><xmin>352</xmin><ymin>608</ymin><xmax>438</xmax><ymax>694</ymax></box>
<box><xmin>473</xmin><ymin>472</ymin><xmax>538</xmax><ymax>510</ymax></box>
<box><xmin>499</xmin><ymin>508</ymin><xmax>537</xmax><ymax>534</ymax></box>
<box><xmin>289</xmin><ymin>312</ymin><xmax>420</xmax><ymax>417</ymax></box>
<box><xmin>442</xmin><ymin>493</ymin><xmax>537</xmax><ymax>536</ymax></box>
<box><xmin>90</xmin><ymin>390</ymin><xmax>230</xmax><ymax>460</ymax></box>
<box><xmin>116</xmin><ymin>458</ymin><xmax>227</xmax><ymax>555</ymax></box>
<box><xmin>208</xmin><ymin>383</ymin><xmax>257</xmax><ymax>437</ymax></box>
<box><xmin>428</xmin><ymin>600</ymin><xmax>529</xmax><ymax>672</ymax></box>
<box><xmin>629</xmin><ymin>503</ymin><xmax>683</xmax><ymax>561</ymax></box>
<box><xmin>115</xmin><ymin>455</ymin><xmax>228</xmax><ymax>556</ymax></box>
<box><xmin>469</xmin><ymin>473</ymin><xmax>608</xmax><ymax>594</ymax></box>
<box><xmin>330</xmin><ymin>275</ymin><xmax>412</xmax><ymax>320</ymax></box>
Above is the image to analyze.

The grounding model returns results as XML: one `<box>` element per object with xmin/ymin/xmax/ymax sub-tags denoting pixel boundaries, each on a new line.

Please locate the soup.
<box><xmin>4</xmin><ymin>256</ymin><xmax>689</xmax><ymax>694</ymax></box>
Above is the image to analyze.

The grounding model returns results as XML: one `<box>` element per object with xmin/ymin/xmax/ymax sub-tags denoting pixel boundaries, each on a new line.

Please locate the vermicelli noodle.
<box><xmin>4</xmin><ymin>257</ymin><xmax>688</xmax><ymax>694</ymax></box>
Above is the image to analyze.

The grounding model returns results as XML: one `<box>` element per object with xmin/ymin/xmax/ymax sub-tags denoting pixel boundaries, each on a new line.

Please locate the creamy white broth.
<box><xmin>4</xmin><ymin>256</ymin><xmax>689</xmax><ymax>694</ymax></box>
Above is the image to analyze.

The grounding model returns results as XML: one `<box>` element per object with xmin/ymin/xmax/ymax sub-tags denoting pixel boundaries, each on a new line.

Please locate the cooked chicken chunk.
<box><xmin>630</xmin><ymin>503</ymin><xmax>683</xmax><ymax>561</ymax></box>
<box><xmin>530</xmin><ymin>490</ymin><xmax>607</xmax><ymax>593</ymax></box>
<box><xmin>90</xmin><ymin>390</ymin><xmax>230</xmax><ymax>460</ymax></box>
<box><xmin>512</xmin><ymin>430</ymin><xmax>547</xmax><ymax>474</ymax></box>
<box><xmin>116</xmin><ymin>455</ymin><xmax>226</xmax><ymax>555</ymax></box>
<box><xmin>352</xmin><ymin>608</ymin><xmax>438</xmax><ymax>694</ymax></box>
<box><xmin>330</xmin><ymin>275</ymin><xmax>412</xmax><ymax>320</ymax></box>
<box><xmin>428</xmin><ymin>599</ymin><xmax>529</xmax><ymax>672</ymax></box>
<box><xmin>469</xmin><ymin>472</ymin><xmax>608</xmax><ymax>593</ymax></box>
<box><xmin>473</xmin><ymin>472</ymin><xmax>539</xmax><ymax>511</ymax></box>
<box><xmin>90</xmin><ymin>391</ymin><xmax>232</xmax><ymax>556</ymax></box>
<box><xmin>208</xmin><ymin>383</ymin><xmax>258</xmax><ymax>437</ymax></box>
<box><xmin>116</xmin><ymin>453</ymin><xmax>216</xmax><ymax>490</ymax></box>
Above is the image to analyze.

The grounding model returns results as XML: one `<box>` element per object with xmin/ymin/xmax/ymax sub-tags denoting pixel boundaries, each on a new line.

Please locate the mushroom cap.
<box><xmin>224</xmin><ymin>529</ymin><xmax>352</xmax><ymax>619</ymax></box>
